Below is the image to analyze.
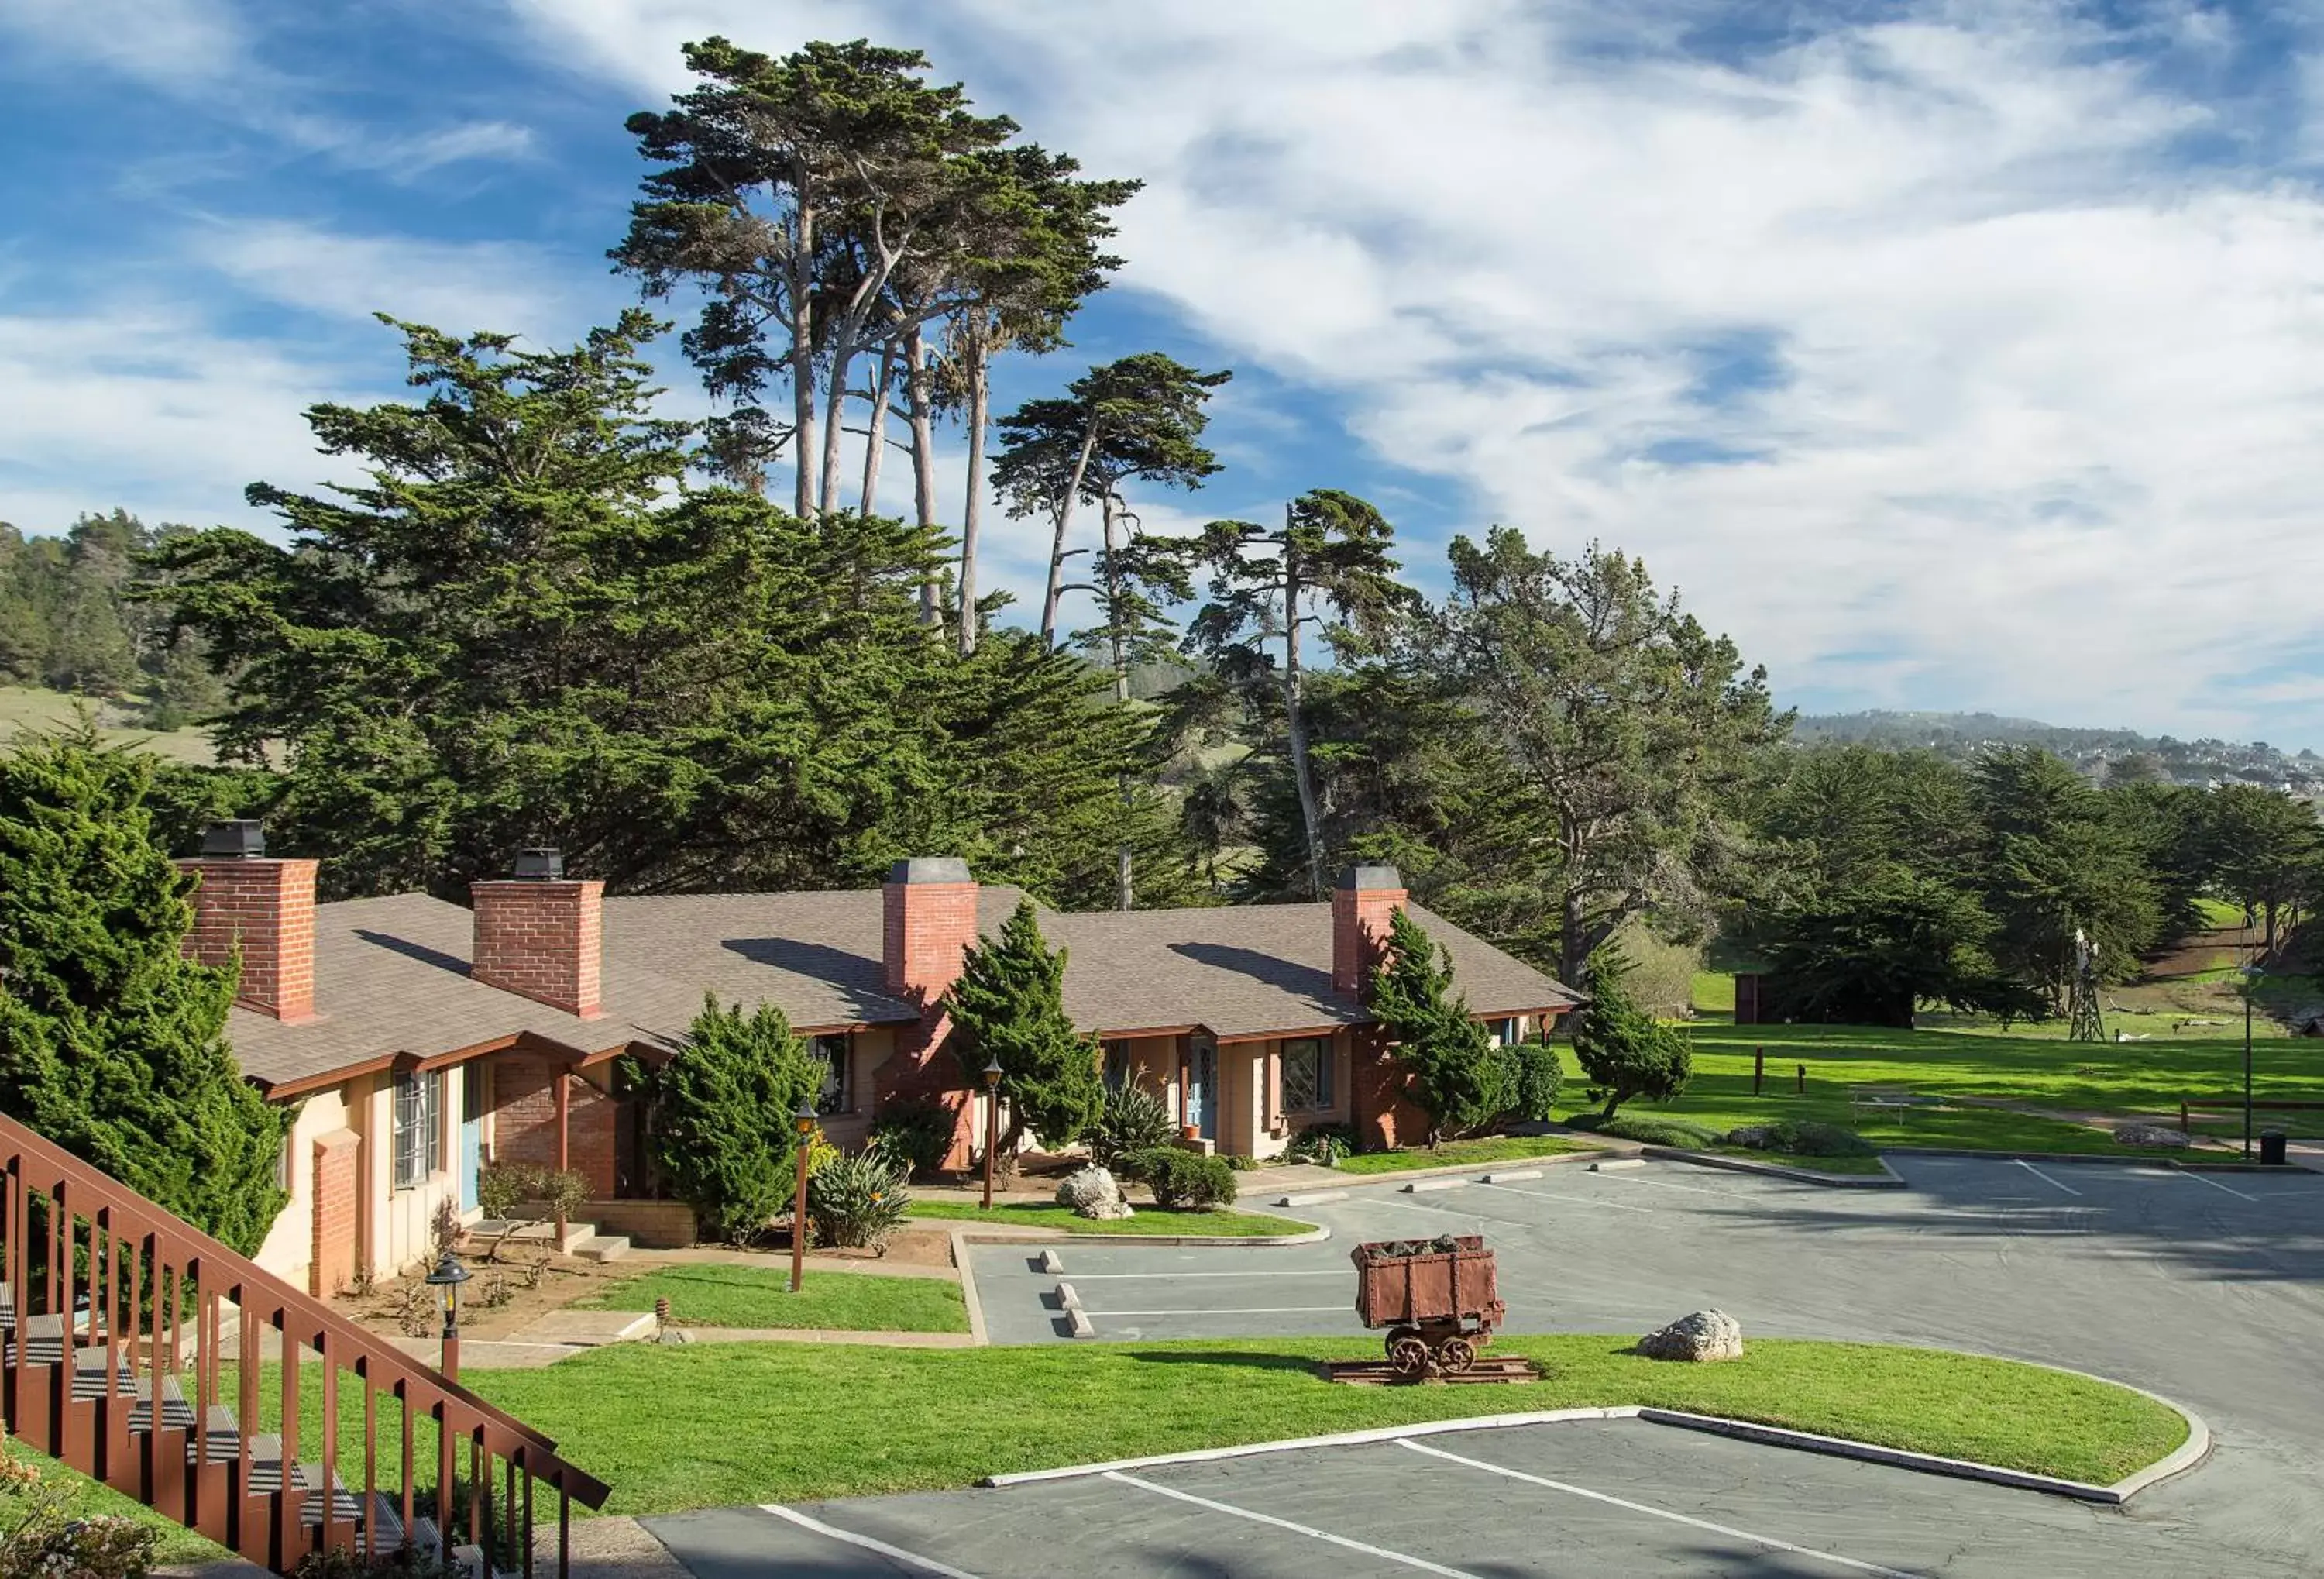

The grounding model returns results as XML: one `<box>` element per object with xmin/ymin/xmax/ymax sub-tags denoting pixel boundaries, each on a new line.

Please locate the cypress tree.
<box><xmin>1570</xmin><ymin>946</ymin><xmax>1691</xmax><ymax>1120</ymax></box>
<box><xmin>632</xmin><ymin>996</ymin><xmax>823</xmax><ymax>1245</ymax></box>
<box><xmin>1370</xmin><ymin>906</ymin><xmax>1512</xmax><ymax>1146</ymax></box>
<box><xmin>0</xmin><ymin>730</ymin><xmax>291</xmax><ymax>1254</ymax></box>
<box><xmin>947</xmin><ymin>899</ymin><xmax>1104</xmax><ymax>1153</ymax></box>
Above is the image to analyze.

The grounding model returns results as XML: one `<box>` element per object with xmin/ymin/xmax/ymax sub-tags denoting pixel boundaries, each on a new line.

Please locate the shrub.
<box><xmin>868</xmin><ymin>1101</ymin><xmax>958</xmax><ymax>1178</ymax></box>
<box><xmin>1508</xmin><ymin>1040</ymin><xmax>1563</xmax><ymax>1122</ymax></box>
<box><xmin>947</xmin><ymin>900</ymin><xmax>1105</xmax><ymax>1151</ymax></box>
<box><xmin>1571</xmin><ymin>948</ymin><xmax>1691</xmax><ymax>1118</ymax></box>
<box><xmin>1223</xmin><ymin>1154</ymin><xmax>1257</xmax><ymax>1172</ymax></box>
<box><xmin>0</xmin><ymin>1423</ymin><xmax>159</xmax><ymax>1579</ymax></box>
<box><xmin>472</xmin><ymin>1164</ymin><xmax>591</xmax><ymax>1258</ymax></box>
<box><xmin>1728</xmin><ymin>1120</ymin><xmax>1875</xmax><ymax>1158</ymax></box>
<box><xmin>806</xmin><ymin>1148</ymin><xmax>911</xmax><ymax>1251</ymax></box>
<box><xmin>1287</xmin><ymin>1123</ymin><xmax>1360</xmax><ymax>1167</ymax></box>
<box><xmin>627</xmin><ymin>996</ymin><xmax>823</xmax><ymax>1245</ymax></box>
<box><xmin>1124</xmin><ymin>1148</ymin><xmax>1238</xmax><ymax>1211</ymax></box>
<box><xmin>1370</xmin><ymin>910</ymin><xmax>1511</xmax><ymax>1144</ymax></box>
<box><xmin>1573</xmin><ymin>1113</ymin><xmax>1721</xmax><ymax>1148</ymax></box>
<box><xmin>1089</xmin><ymin>1085</ymin><xmax>1177</xmax><ymax>1168</ymax></box>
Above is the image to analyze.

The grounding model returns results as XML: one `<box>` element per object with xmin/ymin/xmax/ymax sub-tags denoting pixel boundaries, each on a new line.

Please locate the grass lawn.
<box><xmin>468</xmin><ymin>1336</ymin><xmax>2189</xmax><ymax>1513</ymax></box>
<box><xmin>0</xmin><ymin>685</ymin><xmax>216</xmax><ymax>765</ymax></box>
<box><xmin>576</xmin><ymin>1264</ymin><xmax>968</xmax><ymax>1333</ymax></box>
<box><xmin>1334</xmin><ymin>1135</ymin><xmax>1597</xmax><ymax>1175</ymax></box>
<box><xmin>10</xmin><ymin>1442</ymin><xmax>223</xmax><ymax>1566</ymax></box>
<box><xmin>907</xmin><ymin>1200</ymin><xmax>1315</xmax><ymax>1237</ymax></box>
<box><xmin>1548</xmin><ymin>1018</ymin><xmax>2324</xmax><ymax>1161</ymax></box>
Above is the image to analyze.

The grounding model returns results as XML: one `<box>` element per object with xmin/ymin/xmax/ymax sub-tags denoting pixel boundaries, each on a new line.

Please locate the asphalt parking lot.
<box><xmin>953</xmin><ymin>1154</ymin><xmax>2324</xmax><ymax>1573</ymax></box>
<box><xmin>648</xmin><ymin>1412</ymin><xmax>2232</xmax><ymax>1577</ymax></box>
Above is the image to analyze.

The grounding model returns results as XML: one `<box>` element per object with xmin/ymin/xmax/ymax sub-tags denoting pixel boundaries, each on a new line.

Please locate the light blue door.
<box><xmin>459</xmin><ymin>1063</ymin><xmax>485</xmax><ymax>1210</ymax></box>
<box><xmin>1190</xmin><ymin>1044</ymin><xmax>1218</xmax><ymax>1140</ymax></box>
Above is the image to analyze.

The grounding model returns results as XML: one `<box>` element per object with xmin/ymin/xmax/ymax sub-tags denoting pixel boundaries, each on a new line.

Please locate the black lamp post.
<box><xmin>981</xmin><ymin>1058</ymin><xmax>1004</xmax><ymax>1212</ymax></box>
<box><xmin>789</xmin><ymin>1099</ymin><xmax>817</xmax><ymax>1295</ymax></box>
<box><xmin>425</xmin><ymin>1249</ymin><xmax>471</xmax><ymax>1381</ymax></box>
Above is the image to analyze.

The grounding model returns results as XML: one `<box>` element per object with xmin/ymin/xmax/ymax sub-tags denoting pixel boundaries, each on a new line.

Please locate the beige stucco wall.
<box><xmin>251</xmin><ymin>1085</ymin><xmax>347</xmax><ymax>1289</ymax></box>
<box><xmin>818</xmin><ymin>1027</ymin><xmax>896</xmax><ymax>1151</ymax></box>
<box><xmin>1215</xmin><ymin>1034</ymin><xmax>1353</xmax><ymax>1161</ymax></box>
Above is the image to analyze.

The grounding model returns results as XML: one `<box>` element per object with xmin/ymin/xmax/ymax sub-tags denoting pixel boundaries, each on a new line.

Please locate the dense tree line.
<box><xmin>0</xmin><ymin>511</ymin><xmax>225</xmax><ymax>727</ymax></box>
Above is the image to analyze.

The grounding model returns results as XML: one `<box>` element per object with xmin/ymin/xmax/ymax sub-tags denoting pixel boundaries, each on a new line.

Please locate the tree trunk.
<box><xmin>1560</xmin><ymin>870</ymin><xmax>1589</xmax><ymax>992</ymax></box>
<box><xmin>1102</xmin><ymin>494</ymin><xmax>1135</xmax><ymax>910</ymax></box>
<box><xmin>787</xmin><ymin>212</ymin><xmax>819</xmax><ymax>521</ymax></box>
<box><xmin>957</xmin><ymin>334</ymin><xmax>991</xmax><ymax>659</ymax></box>
<box><xmin>1281</xmin><ymin>511</ymin><xmax>1326</xmax><ymax>900</ymax></box>
<box><xmin>859</xmin><ymin>339</ymin><xmax>895</xmax><ymax>517</ymax></box>
<box><xmin>904</xmin><ymin>325</ymin><xmax>941</xmax><ymax>628</ymax></box>
<box><xmin>1040</xmin><ymin>420</ymin><xmax>1100</xmax><ymax>647</ymax></box>
<box><xmin>819</xmin><ymin>328</ymin><xmax>861</xmax><ymax>523</ymax></box>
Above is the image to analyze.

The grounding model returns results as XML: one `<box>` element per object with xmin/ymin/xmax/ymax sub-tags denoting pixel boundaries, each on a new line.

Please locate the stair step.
<box><xmin>572</xmin><ymin>1234</ymin><xmax>631</xmax><ymax>1263</ymax></box>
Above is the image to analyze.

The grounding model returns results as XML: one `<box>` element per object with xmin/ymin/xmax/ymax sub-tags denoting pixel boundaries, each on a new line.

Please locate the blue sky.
<box><xmin>5</xmin><ymin>1</ymin><xmax>2324</xmax><ymax>745</ymax></box>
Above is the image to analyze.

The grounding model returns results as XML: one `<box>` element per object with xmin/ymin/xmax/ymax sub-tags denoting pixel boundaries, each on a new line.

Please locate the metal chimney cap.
<box><xmin>199</xmin><ymin>820</ymin><xmax>266</xmax><ymax>859</ymax></box>
<box><xmin>887</xmin><ymin>857</ymin><xmax>974</xmax><ymax>886</ymax></box>
<box><xmin>513</xmin><ymin>848</ymin><xmax>566</xmax><ymax>881</ymax></box>
<box><xmin>1336</xmin><ymin>864</ymin><xmax>1403</xmax><ymax>892</ymax></box>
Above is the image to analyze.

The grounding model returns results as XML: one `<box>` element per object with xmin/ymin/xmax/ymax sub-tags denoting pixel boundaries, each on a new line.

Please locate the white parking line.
<box><xmin>1473</xmin><ymin>1182</ymin><xmax>1658</xmax><ymax>1213</ymax></box>
<box><xmin>1094</xmin><ymin>1305</ymin><xmax>1349</xmax><ymax>1317</ymax></box>
<box><xmin>2181</xmin><ymin>1170</ymin><xmax>2259</xmax><ymax>1202</ymax></box>
<box><xmin>2016</xmin><ymin>1160</ymin><xmax>2081</xmax><ymax>1197</ymax></box>
<box><xmin>1103</xmin><ymin>1470</ymin><xmax>1485</xmax><ymax>1577</ymax></box>
<box><xmin>1061</xmin><ymin>1268</ymin><xmax>1348</xmax><ymax>1279</ymax></box>
<box><xmin>759</xmin><ymin>1503</ymin><xmax>983</xmax><ymax>1578</ymax></box>
<box><xmin>1395</xmin><ymin>1440</ymin><xmax>1927</xmax><ymax>1578</ymax></box>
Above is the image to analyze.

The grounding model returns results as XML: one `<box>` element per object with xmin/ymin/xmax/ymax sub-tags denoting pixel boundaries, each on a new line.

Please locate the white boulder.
<box><xmin>1056</xmin><ymin>1165</ymin><xmax>1135</xmax><ymax>1220</ymax></box>
<box><xmin>1638</xmin><ymin>1309</ymin><xmax>1744</xmax><ymax>1362</ymax></box>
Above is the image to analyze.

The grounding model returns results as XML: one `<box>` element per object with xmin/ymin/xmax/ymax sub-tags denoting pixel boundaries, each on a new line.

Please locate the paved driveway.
<box><xmin>942</xmin><ymin>1154</ymin><xmax>2324</xmax><ymax>1574</ymax></box>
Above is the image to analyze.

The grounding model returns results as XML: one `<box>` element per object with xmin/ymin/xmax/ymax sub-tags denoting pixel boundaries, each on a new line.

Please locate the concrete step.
<box><xmin>471</xmin><ymin>1219</ymin><xmax>598</xmax><ymax>1254</ymax></box>
<box><xmin>572</xmin><ymin>1235</ymin><xmax>631</xmax><ymax>1263</ymax></box>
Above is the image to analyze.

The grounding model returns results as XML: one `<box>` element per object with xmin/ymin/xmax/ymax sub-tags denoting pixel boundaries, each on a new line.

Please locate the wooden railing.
<box><xmin>0</xmin><ymin>1110</ymin><xmax>610</xmax><ymax>1577</ymax></box>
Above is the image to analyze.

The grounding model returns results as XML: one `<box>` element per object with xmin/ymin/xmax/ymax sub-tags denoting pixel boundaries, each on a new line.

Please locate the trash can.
<box><xmin>2260</xmin><ymin>1129</ymin><xmax>2288</xmax><ymax>1167</ymax></box>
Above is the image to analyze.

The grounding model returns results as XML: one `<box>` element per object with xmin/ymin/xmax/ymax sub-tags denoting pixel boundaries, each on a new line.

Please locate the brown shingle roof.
<box><xmin>225</xmin><ymin>887</ymin><xmax>1576</xmax><ymax>1090</ymax></box>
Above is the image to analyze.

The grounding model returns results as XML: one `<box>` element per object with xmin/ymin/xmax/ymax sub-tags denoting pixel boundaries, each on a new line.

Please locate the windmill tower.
<box><xmin>2067</xmin><ymin>927</ymin><xmax>2105</xmax><ymax>1043</ymax></box>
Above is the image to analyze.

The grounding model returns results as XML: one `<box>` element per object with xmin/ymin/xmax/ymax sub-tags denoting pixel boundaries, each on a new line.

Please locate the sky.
<box><xmin>4</xmin><ymin>0</ymin><xmax>2324</xmax><ymax>744</ymax></box>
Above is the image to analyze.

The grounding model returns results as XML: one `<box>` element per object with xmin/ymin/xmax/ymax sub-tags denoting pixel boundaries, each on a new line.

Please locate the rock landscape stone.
<box><xmin>1638</xmin><ymin>1308</ymin><xmax>1744</xmax><ymax>1362</ymax></box>
<box><xmin>2114</xmin><ymin>1123</ymin><xmax>2191</xmax><ymax>1148</ymax></box>
<box><xmin>1056</xmin><ymin>1164</ymin><xmax>1135</xmax><ymax>1220</ymax></box>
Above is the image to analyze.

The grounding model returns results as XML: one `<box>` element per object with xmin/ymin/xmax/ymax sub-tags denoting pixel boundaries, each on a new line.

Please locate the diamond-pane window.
<box><xmin>1282</xmin><ymin>1038</ymin><xmax>1329</xmax><ymax>1112</ymax></box>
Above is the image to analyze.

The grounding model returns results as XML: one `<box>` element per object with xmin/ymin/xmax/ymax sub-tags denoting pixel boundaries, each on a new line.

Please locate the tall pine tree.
<box><xmin>946</xmin><ymin>898</ymin><xmax>1103</xmax><ymax>1154</ymax></box>
<box><xmin>0</xmin><ymin>730</ymin><xmax>290</xmax><ymax>1254</ymax></box>
<box><xmin>1368</xmin><ymin>906</ymin><xmax>1510</xmax><ymax>1147</ymax></box>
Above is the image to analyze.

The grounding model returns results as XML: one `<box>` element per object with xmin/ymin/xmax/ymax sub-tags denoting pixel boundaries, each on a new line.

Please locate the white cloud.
<box><xmin>194</xmin><ymin>220</ymin><xmax>585</xmax><ymax>339</ymax></box>
<box><xmin>339</xmin><ymin>119</ymin><xmax>541</xmax><ymax>181</ymax></box>
<box><xmin>0</xmin><ymin>0</ymin><xmax>242</xmax><ymax>88</ymax></box>
<box><xmin>501</xmin><ymin>0</ymin><xmax>2324</xmax><ymax>742</ymax></box>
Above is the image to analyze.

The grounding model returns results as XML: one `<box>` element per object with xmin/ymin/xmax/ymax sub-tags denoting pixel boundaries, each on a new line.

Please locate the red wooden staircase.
<box><xmin>0</xmin><ymin>1112</ymin><xmax>609</xmax><ymax>1577</ymax></box>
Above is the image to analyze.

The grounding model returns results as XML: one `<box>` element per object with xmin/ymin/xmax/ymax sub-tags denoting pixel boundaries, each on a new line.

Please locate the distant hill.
<box><xmin>1791</xmin><ymin>710</ymin><xmax>2322</xmax><ymax>795</ymax></box>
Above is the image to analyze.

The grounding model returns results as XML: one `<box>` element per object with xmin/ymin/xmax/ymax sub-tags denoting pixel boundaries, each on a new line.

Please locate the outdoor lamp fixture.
<box><xmin>425</xmin><ymin>1249</ymin><xmax>471</xmax><ymax>1381</ymax></box>
<box><xmin>981</xmin><ymin>1058</ymin><xmax>1005</xmax><ymax>1212</ymax></box>
<box><xmin>789</xmin><ymin>1099</ymin><xmax>818</xmax><ymax>1295</ymax></box>
<box><xmin>2242</xmin><ymin>964</ymin><xmax>2264</xmax><ymax>1159</ymax></box>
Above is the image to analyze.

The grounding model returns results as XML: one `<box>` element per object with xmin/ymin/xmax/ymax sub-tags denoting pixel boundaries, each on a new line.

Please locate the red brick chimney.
<box><xmin>177</xmin><ymin>820</ymin><xmax>320</xmax><ymax>1023</ymax></box>
<box><xmin>882</xmin><ymin>857</ymin><xmax>979</xmax><ymax>1004</ymax></box>
<box><xmin>470</xmin><ymin>848</ymin><xmax>603</xmax><ymax>1018</ymax></box>
<box><xmin>1332</xmin><ymin>864</ymin><xmax>1407</xmax><ymax>997</ymax></box>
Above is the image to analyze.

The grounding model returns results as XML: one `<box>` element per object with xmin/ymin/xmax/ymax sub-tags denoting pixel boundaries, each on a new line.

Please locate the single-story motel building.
<box><xmin>177</xmin><ymin>829</ymin><xmax>1578</xmax><ymax>1297</ymax></box>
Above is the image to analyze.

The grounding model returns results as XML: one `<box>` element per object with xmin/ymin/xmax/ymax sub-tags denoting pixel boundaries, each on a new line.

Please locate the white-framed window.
<box><xmin>1102</xmin><ymin>1041</ymin><xmax>1134</xmax><ymax>1093</ymax></box>
<box><xmin>392</xmin><ymin>1071</ymin><xmax>443</xmax><ymax>1191</ymax></box>
<box><xmin>813</xmin><ymin>1034</ymin><xmax>854</xmax><ymax>1115</ymax></box>
<box><xmin>1281</xmin><ymin>1037</ymin><xmax>1333</xmax><ymax>1113</ymax></box>
<box><xmin>1492</xmin><ymin>1017</ymin><xmax>1520</xmax><ymax>1047</ymax></box>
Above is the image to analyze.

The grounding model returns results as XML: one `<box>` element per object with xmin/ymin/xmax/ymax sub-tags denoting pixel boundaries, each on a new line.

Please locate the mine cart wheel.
<box><xmin>1383</xmin><ymin>1326</ymin><xmax>1421</xmax><ymax>1363</ymax></box>
<box><xmin>1436</xmin><ymin>1336</ymin><xmax>1477</xmax><ymax>1374</ymax></box>
<box><xmin>1387</xmin><ymin>1335</ymin><xmax>1432</xmax><ymax>1376</ymax></box>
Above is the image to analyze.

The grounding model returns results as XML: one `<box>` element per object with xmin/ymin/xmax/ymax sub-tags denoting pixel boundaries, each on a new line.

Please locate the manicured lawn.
<box><xmin>469</xmin><ymin>1336</ymin><xmax>2189</xmax><ymax>1513</ymax></box>
<box><xmin>576</xmin><ymin>1264</ymin><xmax>968</xmax><ymax>1333</ymax></box>
<box><xmin>1547</xmin><ymin>1019</ymin><xmax>2324</xmax><ymax>1160</ymax></box>
<box><xmin>1334</xmin><ymin>1134</ymin><xmax>1597</xmax><ymax>1175</ymax></box>
<box><xmin>908</xmin><ymin>1200</ymin><xmax>1315</xmax><ymax>1237</ymax></box>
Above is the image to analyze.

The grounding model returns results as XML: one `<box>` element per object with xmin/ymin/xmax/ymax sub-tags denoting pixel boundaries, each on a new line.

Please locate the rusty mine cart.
<box><xmin>1351</xmin><ymin>1235</ymin><xmax>1506</xmax><ymax>1377</ymax></box>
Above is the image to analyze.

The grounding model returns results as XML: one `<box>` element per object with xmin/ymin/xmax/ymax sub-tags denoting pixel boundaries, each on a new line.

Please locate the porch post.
<box><xmin>554</xmin><ymin>1071</ymin><xmax>571</xmax><ymax>1252</ymax></box>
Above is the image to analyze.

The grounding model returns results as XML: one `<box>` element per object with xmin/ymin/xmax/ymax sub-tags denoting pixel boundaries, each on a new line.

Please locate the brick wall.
<box><xmin>471</xmin><ymin>880</ymin><xmax>603</xmax><ymax>1017</ymax></box>
<box><xmin>1332</xmin><ymin>882</ymin><xmax>1408</xmax><ymax>997</ymax></box>
<box><xmin>309</xmin><ymin>1130</ymin><xmax>361</xmax><ymax>1297</ymax></box>
<box><xmin>492</xmin><ymin>1058</ymin><xmax>617</xmax><ymax>1195</ymax></box>
<box><xmin>877</xmin><ymin>872</ymin><xmax>982</xmax><ymax>1169</ymax></box>
<box><xmin>176</xmin><ymin>858</ymin><xmax>320</xmax><ymax>1022</ymax></box>
<box><xmin>1349</xmin><ymin>1024</ymin><xmax>1432</xmax><ymax>1151</ymax></box>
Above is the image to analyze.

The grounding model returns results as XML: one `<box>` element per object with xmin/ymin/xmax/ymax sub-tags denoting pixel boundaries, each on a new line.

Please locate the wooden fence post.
<box><xmin>1753</xmin><ymin>1047</ymin><xmax>1765</xmax><ymax>1096</ymax></box>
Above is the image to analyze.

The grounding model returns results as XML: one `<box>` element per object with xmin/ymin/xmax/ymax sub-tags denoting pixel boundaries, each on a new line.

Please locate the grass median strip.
<box><xmin>1332</xmin><ymin>1136</ymin><xmax>1597</xmax><ymax>1175</ymax></box>
<box><xmin>907</xmin><ymin>1201</ymin><xmax>1315</xmax><ymax>1237</ymax></box>
<box><xmin>471</xmin><ymin>1335</ymin><xmax>2189</xmax><ymax>1514</ymax></box>
<box><xmin>575</xmin><ymin>1264</ymin><xmax>969</xmax><ymax>1333</ymax></box>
